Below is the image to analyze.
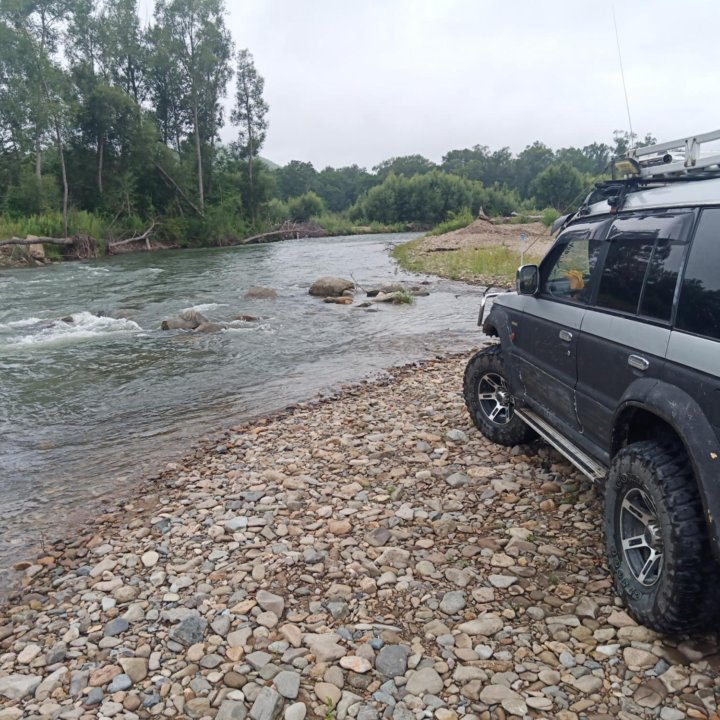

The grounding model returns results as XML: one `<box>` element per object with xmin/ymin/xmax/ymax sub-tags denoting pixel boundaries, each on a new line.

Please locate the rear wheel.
<box><xmin>463</xmin><ymin>345</ymin><xmax>535</xmax><ymax>446</ymax></box>
<box><xmin>604</xmin><ymin>440</ymin><xmax>720</xmax><ymax>634</ymax></box>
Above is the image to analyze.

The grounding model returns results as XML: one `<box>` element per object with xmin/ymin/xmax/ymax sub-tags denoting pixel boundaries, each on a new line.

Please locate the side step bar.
<box><xmin>516</xmin><ymin>408</ymin><xmax>607</xmax><ymax>481</ymax></box>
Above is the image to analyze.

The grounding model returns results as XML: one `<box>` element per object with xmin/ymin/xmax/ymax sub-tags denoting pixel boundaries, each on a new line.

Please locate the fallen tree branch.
<box><xmin>154</xmin><ymin>163</ymin><xmax>204</xmax><ymax>217</ymax></box>
<box><xmin>241</xmin><ymin>221</ymin><xmax>328</xmax><ymax>245</ymax></box>
<box><xmin>240</xmin><ymin>228</ymin><xmax>293</xmax><ymax>244</ymax></box>
<box><xmin>109</xmin><ymin>222</ymin><xmax>157</xmax><ymax>249</ymax></box>
<box><xmin>0</xmin><ymin>235</ymin><xmax>74</xmax><ymax>248</ymax></box>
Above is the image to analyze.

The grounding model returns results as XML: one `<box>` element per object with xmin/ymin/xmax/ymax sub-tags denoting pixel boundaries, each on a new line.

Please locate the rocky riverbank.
<box><xmin>1</xmin><ymin>355</ymin><xmax>719</xmax><ymax>720</ymax></box>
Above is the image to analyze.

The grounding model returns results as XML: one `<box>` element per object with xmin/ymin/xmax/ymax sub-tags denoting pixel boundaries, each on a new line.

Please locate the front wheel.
<box><xmin>604</xmin><ymin>440</ymin><xmax>720</xmax><ymax>634</ymax></box>
<box><xmin>463</xmin><ymin>345</ymin><xmax>535</xmax><ymax>446</ymax></box>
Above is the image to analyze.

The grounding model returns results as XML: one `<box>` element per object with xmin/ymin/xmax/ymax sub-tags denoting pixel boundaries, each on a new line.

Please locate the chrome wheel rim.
<box><xmin>619</xmin><ymin>487</ymin><xmax>664</xmax><ymax>587</ymax></box>
<box><xmin>477</xmin><ymin>372</ymin><xmax>513</xmax><ymax>426</ymax></box>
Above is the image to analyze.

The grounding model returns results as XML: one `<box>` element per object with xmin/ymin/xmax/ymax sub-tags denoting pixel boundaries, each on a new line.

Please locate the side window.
<box><xmin>676</xmin><ymin>208</ymin><xmax>720</xmax><ymax>340</ymax></box>
<box><xmin>596</xmin><ymin>238</ymin><xmax>654</xmax><ymax>313</ymax></box>
<box><xmin>596</xmin><ymin>212</ymin><xmax>692</xmax><ymax>318</ymax></box>
<box><xmin>540</xmin><ymin>228</ymin><xmax>604</xmax><ymax>304</ymax></box>
<box><xmin>639</xmin><ymin>239</ymin><xmax>687</xmax><ymax>321</ymax></box>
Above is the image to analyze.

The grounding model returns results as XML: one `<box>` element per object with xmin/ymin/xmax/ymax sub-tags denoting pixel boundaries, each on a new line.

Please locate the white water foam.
<box><xmin>7</xmin><ymin>311</ymin><xmax>142</xmax><ymax>347</ymax></box>
<box><xmin>0</xmin><ymin>317</ymin><xmax>45</xmax><ymax>330</ymax></box>
<box><xmin>183</xmin><ymin>303</ymin><xmax>227</xmax><ymax>314</ymax></box>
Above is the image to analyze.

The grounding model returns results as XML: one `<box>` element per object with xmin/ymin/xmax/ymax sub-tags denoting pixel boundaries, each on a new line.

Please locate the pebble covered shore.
<box><xmin>1</xmin><ymin>354</ymin><xmax>719</xmax><ymax>720</ymax></box>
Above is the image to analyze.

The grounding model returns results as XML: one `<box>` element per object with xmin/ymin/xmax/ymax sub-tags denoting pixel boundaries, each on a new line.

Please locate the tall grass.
<box><xmin>426</xmin><ymin>208</ymin><xmax>474</xmax><ymax>236</ymax></box>
<box><xmin>393</xmin><ymin>238</ymin><xmax>542</xmax><ymax>286</ymax></box>
<box><xmin>0</xmin><ymin>210</ymin><xmax>121</xmax><ymax>241</ymax></box>
<box><xmin>313</xmin><ymin>213</ymin><xmax>405</xmax><ymax>236</ymax></box>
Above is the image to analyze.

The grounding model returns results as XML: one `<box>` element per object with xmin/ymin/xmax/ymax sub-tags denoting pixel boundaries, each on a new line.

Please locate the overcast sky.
<box><xmin>152</xmin><ymin>0</ymin><xmax>720</xmax><ymax>170</ymax></box>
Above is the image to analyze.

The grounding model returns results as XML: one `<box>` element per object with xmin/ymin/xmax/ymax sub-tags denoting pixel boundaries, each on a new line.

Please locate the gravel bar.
<box><xmin>1</xmin><ymin>354</ymin><xmax>719</xmax><ymax>720</ymax></box>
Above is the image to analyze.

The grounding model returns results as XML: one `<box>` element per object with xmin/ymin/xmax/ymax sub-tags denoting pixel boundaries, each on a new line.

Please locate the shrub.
<box><xmin>428</xmin><ymin>208</ymin><xmax>474</xmax><ymax>236</ymax></box>
<box><xmin>288</xmin><ymin>191</ymin><xmax>325</xmax><ymax>221</ymax></box>
<box><xmin>542</xmin><ymin>207</ymin><xmax>561</xmax><ymax>227</ymax></box>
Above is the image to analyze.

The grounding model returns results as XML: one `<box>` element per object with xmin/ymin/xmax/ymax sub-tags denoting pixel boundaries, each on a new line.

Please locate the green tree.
<box><xmin>150</xmin><ymin>0</ymin><xmax>233</xmax><ymax>212</ymax></box>
<box><xmin>276</xmin><ymin>160</ymin><xmax>317</xmax><ymax>200</ymax></box>
<box><xmin>373</xmin><ymin>154</ymin><xmax>436</xmax><ymax>181</ymax></box>
<box><xmin>97</xmin><ymin>0</ymin><xmax>147</xmax><ymax>103</ymax></box>
<box><xmin>231</xmin><ymin>48</ymin><xmax>268</xmax><ymax>224</ymax></box>
<box><xmin>530</xmin><ymin>162</ymin><xmax>587</xmax><ymax>211</ymax></box>
<box><xmin>514</xmin><ymin>141</ymin><xmax>555</xmax><ymax>198</ymax></box>
<box><xmin>612</xmin><ymin>130</ymin><xmax>656</xmax><ymax>157</ymax></box>
<box><xmin>314</xmin><ymin>165</ymin><xmax>372</xmax><ymax>212</ymax></box>
<box><xmin>288</xmin><ymin>191</ymin><xmax>324</xmax><ymax>221</ymax></box>
<box><xmin>582</xmin><ymin>142</ymin><xmax>611</xmax><ymax>175</ymax></box>
<box><xmin>441</xmin><ymin>145</ymin><xmax>489</xmax><ymax>181</ymax></box>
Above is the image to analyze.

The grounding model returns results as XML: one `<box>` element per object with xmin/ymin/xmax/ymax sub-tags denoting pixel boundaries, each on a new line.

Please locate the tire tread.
<box><xmin>606</xmin><ymin>439</ymin><xmax>720</xmax><ymax>634</ymax></box>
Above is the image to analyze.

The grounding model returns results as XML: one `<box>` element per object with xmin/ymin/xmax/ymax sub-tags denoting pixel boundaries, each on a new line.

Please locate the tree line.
<box><xmin>0</xmin><ymin>0</ymin><xmax>653</xmax><ymax>246</ymax></box>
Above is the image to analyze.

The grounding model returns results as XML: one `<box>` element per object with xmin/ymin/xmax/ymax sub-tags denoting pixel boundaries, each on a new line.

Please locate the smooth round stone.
<box><xmin>107</xmin><ymin>674</ymin><xmax>132</xmax><ymax>693</ymax></box>
<box><xmin>285</xmin><ymin>703</ymin><xmax>306</xmax><ymax>720</ymax></box>
<box><xmin>315</xmin><ymin>682</ymin><xmax>341</xmax><ymax>705</ymax></box>
<box><xmin>141</xmin><ymin>551</ymin><xmax>159</xmax><ymax>568</ymax></box>
<box><xmin>340</xmin><ymin>656</ymin><xmax>372</xmax><ymax>673</ymax></box>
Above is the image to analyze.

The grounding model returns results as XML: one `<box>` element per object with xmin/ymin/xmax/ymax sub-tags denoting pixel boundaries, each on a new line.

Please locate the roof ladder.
<box><xmin>624</xmin><ymin>130</ymin><xmax>720</xmax><ymax>178</ymax></box>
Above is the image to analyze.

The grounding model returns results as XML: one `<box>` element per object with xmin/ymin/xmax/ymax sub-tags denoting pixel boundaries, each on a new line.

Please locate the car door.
<box><xmin>667</xmin><ymin>207</ymin><xmax>720</xmax><ymax>439</ymax></box>
<box><xmin>512</xmin><ymin>220</ymin><xmax>607</xmax><ymax>432</ymax></box>
<box><xmin>575</xmin><ymin>210</ymin><xmax>694</xmax><ymax>452</ymax></box>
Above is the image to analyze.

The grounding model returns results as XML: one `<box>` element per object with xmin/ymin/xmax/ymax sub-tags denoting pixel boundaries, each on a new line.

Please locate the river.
<box><xmin>0</xmin><ymin>233</ymin><xmax>484</xmax><ymax>585</ymax></box>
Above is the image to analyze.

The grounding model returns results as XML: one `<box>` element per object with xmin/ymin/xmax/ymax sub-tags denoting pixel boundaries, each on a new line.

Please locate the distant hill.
<box><xmin>259</xmin><ymin>156</ymin><xmax>280</xmax><ymax>170</ymax></box>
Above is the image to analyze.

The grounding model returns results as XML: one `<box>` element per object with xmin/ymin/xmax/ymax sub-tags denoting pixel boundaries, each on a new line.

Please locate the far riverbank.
<box><xmin>393</xmin><ymin>218</ymin><xmax>554</xmax><ymax>287</ymax></box>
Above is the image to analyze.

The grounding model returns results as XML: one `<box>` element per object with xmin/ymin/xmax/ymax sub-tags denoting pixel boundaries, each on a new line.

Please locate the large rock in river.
<box><xmin>161</xmin><ymin>309</ymin><xmax>209</xmax><ymax>330</ymax></box>
<box><xmin>195</xmin><ymin>322</ymin><xmax>225</xmax><ymax>333</ymax></box>
<box><xmin>245</xmin><ymin>286</ymin><xmax>278</xmax><ymax>300</ymax></box>
<box><xmin>309</xmin><ymin>277</ymin><xmax>354</xmax><ymax>297</ymax></box>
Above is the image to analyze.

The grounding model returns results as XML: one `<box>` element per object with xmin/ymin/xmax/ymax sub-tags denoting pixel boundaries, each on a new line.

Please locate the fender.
<box><xmin>613</xmin><ymin>381</ymin><xmax>720</xmax><ymax>559</ymax></box>
<box><xmin>484</xmin><ymin>301</ymin><xmax>524</xmax><ymax>395</ymax></box>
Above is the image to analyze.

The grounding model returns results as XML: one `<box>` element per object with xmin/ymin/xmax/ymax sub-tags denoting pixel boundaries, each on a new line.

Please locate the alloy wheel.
<box><xmin>477</xmin><ymin>372</ymin><xmax>514</xmax><ymax>426</ymax></box>
<box><xmin>619</xmin><ymin>486</ymin><xmax>664</xmax><ymax>587</ymax></box>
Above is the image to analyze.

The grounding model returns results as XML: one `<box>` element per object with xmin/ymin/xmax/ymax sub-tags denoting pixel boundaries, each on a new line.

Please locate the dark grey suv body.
<box><xmin>464</xmin><ymin>177</ymin><xmax>720</xmax><ymax>633</ymax></box>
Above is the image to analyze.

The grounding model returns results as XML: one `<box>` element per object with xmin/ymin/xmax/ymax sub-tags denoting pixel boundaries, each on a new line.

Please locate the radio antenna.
<box><xmin>612</xmin><ymin>6</ymin><xmax>635</xmax><ymax>147</ymax></box>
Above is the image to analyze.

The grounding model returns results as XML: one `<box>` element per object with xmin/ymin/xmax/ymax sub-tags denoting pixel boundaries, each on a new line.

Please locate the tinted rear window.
<box><xmin>596</xmin><ymin>212</ymin><xmax>692</xmax><ymax>317</ymax></box>
<box><xmin>677</xmin><ymin>208</ymin><xmax>720</xmax><ymax>340</ymax></box>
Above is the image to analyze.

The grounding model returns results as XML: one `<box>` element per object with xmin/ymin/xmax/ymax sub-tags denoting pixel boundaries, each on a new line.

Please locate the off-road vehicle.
<box><xmin>464</xmin><ymin>131</ymin><xmax>720</xmax><ymax>634</ymax></box>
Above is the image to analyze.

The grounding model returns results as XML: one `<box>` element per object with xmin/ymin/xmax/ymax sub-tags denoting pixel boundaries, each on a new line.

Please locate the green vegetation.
<box><xmin>392</xmin><ymin>239</ymin><xmax>542</xmax><ymax>286</ymax></box>
<box><xmin>0</xmin><ymin>0</ymin><xmax>652</xmax><ymax>258</ymax></box>
<box><xmin>427</xmin><ymin>208</ymin><xmax>475</xmax><ymax>236</ymax></box>
<box><xmin>393</xmin><ymin>289</ymin><xmax>415</xmax><ymax>305</ymax></box>
<box><xmin>542</xmin><ymin>207</ymin><xmax>562</xmax><ymax>227</ymax></box>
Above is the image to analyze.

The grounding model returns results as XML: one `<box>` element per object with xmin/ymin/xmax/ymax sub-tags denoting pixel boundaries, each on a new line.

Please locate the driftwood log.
<box><xmin>0</xmin><ymin>234</ymin><xmax>97</xmax><ymax>259</ymax></box>
<box><xmin>108</xmin><ymin>223</ymin><xmax>156</xmax><ymax>252</ymax></box>
<box><xmin>0</xmin><ymin>235</ymin><xmax>74</xmax><ymax>247</ymax></box>
<box><xmin>241</xmin><ymin>221</ymin><xmax>328</xmax><ymax>244</ymax></box>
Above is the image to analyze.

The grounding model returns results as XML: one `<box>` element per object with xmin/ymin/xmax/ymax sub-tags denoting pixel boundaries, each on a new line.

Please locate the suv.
<box><xmin>464</xmin><ymin>133</ymin><xmax>720</xmax><ymax>634</ymax></box>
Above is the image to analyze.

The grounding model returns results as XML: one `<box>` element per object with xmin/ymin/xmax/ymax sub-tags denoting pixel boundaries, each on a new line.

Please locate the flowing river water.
<box><xmin>0</xmin><ymin>233</ymin><xmax>485</xmax><ymax>585</ymax></box>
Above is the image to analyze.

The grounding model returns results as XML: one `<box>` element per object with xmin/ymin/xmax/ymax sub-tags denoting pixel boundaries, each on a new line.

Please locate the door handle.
<box><xmin>559</xmin><ymin>330</ymin><xmax>573</xmax><ymax>342</ymax></box>
<box><xmin>628</xmin><ymin>354</ymin><xmax>650</xmax><ymax>371</ymax></box>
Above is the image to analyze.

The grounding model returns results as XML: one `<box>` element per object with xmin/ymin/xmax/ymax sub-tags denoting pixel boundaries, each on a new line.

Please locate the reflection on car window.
<box><xmin>598</xmin><ymin>212</ymin><xmax>692</xmax><ymax>317</ymax></box>
<box><xmin>541</xmin><ymin>235</ymin><xmax>603</xmax><ymax>304</ymax></box>
<box><xmin>597</xmin><ymin>238</ymin><xmax>654</xmax><ymax>313</ymax></box>
<box><xmin>639</xmin><ymin>239</ymin><xmax>687</xmax><ymax>321</ymax></box>
<box><xmin>677</xmin><ymin>208</ymin><xmax>720</xmax><ymax>340</ymax></box>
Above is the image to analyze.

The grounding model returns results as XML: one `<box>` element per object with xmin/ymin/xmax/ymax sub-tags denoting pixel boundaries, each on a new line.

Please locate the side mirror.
<box><xmin>517</xmin><ymin>265</ymin><xmax>539</xmax><ymax>295</ymax></box>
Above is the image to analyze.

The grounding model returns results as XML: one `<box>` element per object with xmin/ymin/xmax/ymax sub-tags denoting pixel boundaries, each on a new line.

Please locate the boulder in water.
<box><xmin>309</xmin><ymin>277</ymin><xmax>354</xmax><ymax>297</ymax></box>
<box><xmin>235</xmin><ymin>314</ymin><xmax>258</xmax><ymax>322</ymax></box>
<box><xmin>195</xmin><ymin>322</ymin><xmax>225</xmax><ymax>333</ymax></box>
<box><xmin>244</xmin><ymin>286</ymin><xmax>278</xmax><ymax>300</ymax></box>
<box><xmin>178</xmin><ymin>309</ymin><xmax>209</xmax><ymax>327</ymax></box>
<box><xmin>162</xmin><ymin>309</ymin><xmax>209</xmax><ymax>330</ymax></box>
<box><xmin>323</xmin><ymin>296</ymin><xmax>353</xmax><ymax>305</ymax></box>
<box><xmin>161</xmin><ymin>318</ymin><xmax>197</xmax><ymax>330</ymax></box>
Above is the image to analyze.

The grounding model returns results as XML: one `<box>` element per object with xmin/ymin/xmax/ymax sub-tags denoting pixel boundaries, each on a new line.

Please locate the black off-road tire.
<box><xmin>463</xmin><ymin>345</ymin><xmax>535</xmax><ymax>446</ymax></box>
<box><xmin>605</xmin><ymin>440</ymin><xmax>720</xmax><ymax>634</ymax></box>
